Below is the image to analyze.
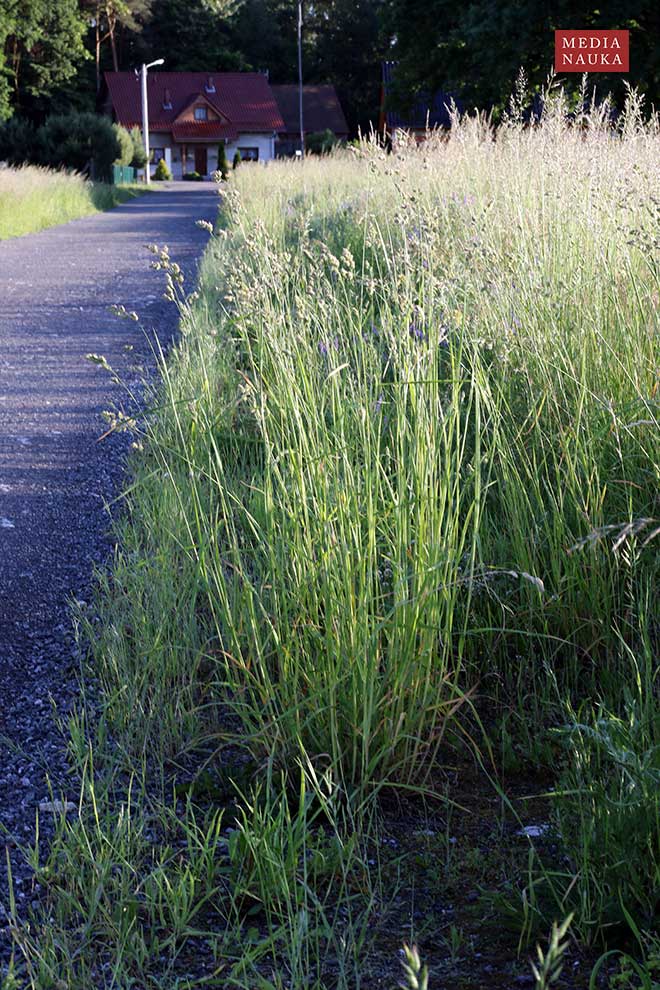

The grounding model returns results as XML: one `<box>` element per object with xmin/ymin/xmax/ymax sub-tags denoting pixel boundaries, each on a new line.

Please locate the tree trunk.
<box><xmin>11</xmin><ymin>36</ymin><xmax>21</xmax><ymax>110</ymax></box>
<box><xmin>106</xmin><ymin>5</ymin><xmax>119</xmax><ymax>72</ymax></box>
<box><xmin>95</xmin><ymin>17</ymin><xmax>101</xmax><ymax>91</ymax></box>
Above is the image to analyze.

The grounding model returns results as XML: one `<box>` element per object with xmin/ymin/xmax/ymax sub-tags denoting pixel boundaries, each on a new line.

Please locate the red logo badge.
<box><xmin>554</xmin><ymin>30</ymin><xmax>629</xmax><ymax>73</ymax></box>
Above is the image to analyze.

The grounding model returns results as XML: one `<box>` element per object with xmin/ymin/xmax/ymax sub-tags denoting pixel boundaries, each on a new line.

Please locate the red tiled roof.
<box><xmin>172</xmin><ymin>121</ymin><xmax>238</xmax><ymax>142</ymax></box>
<box><xmin>271</xmin><ymin>85</ymin><xmax>349</xmax><ymax>137</ymax></box>
<box><xmin>105</xmin><ymin>71</ymin><xmax>284</xmax><ymax>135</ymax></box>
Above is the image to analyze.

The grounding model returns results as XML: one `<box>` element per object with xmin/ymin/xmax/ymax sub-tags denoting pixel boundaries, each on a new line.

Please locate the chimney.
<box><xmin>205</xmin><ymin>76</ymin><xmax>216</xmax><ymax>93</ymax></box>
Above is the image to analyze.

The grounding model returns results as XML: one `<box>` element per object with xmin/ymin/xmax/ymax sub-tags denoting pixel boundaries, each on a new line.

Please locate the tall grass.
<box><xmin>93</xmin><ymin>94</ymin><xmax>658</xmax><ymax>779</ymax></box>
<box><xmin>6</xmin><ymin>89</ymin><xmax>659</xmax><ymax>986</ymax></box>
<box><xmin>0</xmin><ymin>164</ymin><xmax>143</xmax><ymax>238</ymax></box>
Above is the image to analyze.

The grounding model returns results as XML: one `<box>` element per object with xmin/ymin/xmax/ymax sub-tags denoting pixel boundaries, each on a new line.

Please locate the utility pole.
<box><xmin>297</xmin><ymin>0</ymin><xmax>304</xmax><ymax>158</ymax></box>
<box><xmin>141</xmin><ymin>58</ymin><xmax>164</xmax><ymax>184</ymax></box>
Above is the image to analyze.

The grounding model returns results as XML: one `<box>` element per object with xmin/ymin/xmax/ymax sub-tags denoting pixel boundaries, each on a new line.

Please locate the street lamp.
<box><xmin>297</xmin><ymin>0</ymin><xmax>304</xmax><ymax>158</ymax></box>
<box><xmin>141</xmin><ymin>58</ymin><xmax>164</xmax><ymax>184</ymax></box>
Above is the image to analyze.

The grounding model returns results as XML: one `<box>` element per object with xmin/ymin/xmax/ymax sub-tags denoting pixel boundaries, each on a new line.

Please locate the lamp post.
<box><xmin>297</xmin><ymin>0</ymin><xmax>304</xmax><ymax>158</ymax></box>
<box><xmin>141</xmin><ymin>58</ymin><xmax>164</xmax><ymax>184</ymax></box>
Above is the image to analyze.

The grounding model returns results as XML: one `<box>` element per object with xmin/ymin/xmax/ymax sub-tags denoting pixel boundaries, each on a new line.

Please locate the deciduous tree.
<box><xmin>0</xmin><ymin>0</ymin><xmax>88</xmax><ymax>119</ymax></box>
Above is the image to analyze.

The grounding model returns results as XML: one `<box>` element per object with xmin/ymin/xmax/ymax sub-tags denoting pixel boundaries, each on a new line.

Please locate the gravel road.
<box><xmin>0</xmin><ymin>183</ymin><xmax>217</xmax><ymax>956</ymax></box>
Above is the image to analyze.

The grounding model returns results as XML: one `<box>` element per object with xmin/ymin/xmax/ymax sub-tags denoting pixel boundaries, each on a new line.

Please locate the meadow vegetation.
<box><xmin>4</xmin><ymin>88</ymin><xmax>658</xmax><ymax>989</ymax></box>
<box><xmin>0</xmin><ymin>164</ymin><xmax>143</xmax><ymax>239</ymax></box>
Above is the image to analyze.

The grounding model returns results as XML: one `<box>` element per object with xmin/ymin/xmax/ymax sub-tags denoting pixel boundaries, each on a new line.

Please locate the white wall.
<box><xmin>147</xmin><ymin>132</ymin><xmax>174</xmax><ymax>177</ymax></box>
<box><xmin>145</xmin><ymin>131</ymin><xmax>276</xmax><ymax>179</ymax></box>
<box><xmin>225</xmin><ymin>133</ymin><xmax>276</xmax><ymax>164</ymax></box>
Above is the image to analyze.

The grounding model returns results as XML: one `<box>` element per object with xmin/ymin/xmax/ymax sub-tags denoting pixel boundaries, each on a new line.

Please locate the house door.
<box><xmin>194</xmin><ymin>147</ymin><xmax>208</xmax><ymax>175</ymax></box>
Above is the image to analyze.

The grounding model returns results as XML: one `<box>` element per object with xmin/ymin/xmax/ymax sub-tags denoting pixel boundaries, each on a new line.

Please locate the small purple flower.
<box><xmin>409</xmin><ymin>322</ymin><xmax>426</xmax><ymax>342</ymax></box>
<box><xmin>332</xmin><ymin>335</ymin><xmax>340</xmax><ymax>351</ymax></box>
<box><xmin>318</xmin><ymin>341</ymin><xmax>328</xmax><ymax>356</ymax></box>
<box><xmin>374</xmin><ymin>393</ymin><xmax>384</xmax><ymax>414</ymax></box>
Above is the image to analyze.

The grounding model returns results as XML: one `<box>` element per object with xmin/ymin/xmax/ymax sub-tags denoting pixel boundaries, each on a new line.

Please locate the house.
<box><xmin>104</xmin><ymin>71</ymin><xmax>285</xmax><ymax>178</ymax></box>
<box><xmin>271</xmin><ymin>84</ymin><xmax>349</xmax><ymax>156</ymax></box>
<box><xmin>379</xmin><ymin>61</ymin><xmax>461</xmax><ymax>144</ymax></box>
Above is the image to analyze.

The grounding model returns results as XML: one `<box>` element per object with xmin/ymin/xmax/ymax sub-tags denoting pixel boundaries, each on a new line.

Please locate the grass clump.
<box><xmin>0</xmin><ymin>164</ymin><xmax>144</xmax><ymax>239</ymax></box>
<box><xmin>4</xmin><ymin>85</ymin><xmax>659</xmax><ymax>987</ymax></box>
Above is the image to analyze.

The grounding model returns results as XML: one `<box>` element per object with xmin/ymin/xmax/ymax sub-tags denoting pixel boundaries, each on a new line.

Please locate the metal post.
<box><xmin>297</xmin><ymin>0</ymin><xmax>304</xmax><ymax>158</ymax></box>
<box><xmin>141</xmin><ymin>63</ymin><xmax>150</xmax><ymax>184</ymax></box>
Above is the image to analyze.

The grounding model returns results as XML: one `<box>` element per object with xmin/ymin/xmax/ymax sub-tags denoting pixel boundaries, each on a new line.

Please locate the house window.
<box><xmin>238</xmin><ymin>147</ymin><xmax>259</xmax><ymax>161</ymax></box>
<box><xmin>152</xmin><ymin>148</ymin><xmax>165</xmax><ymax>163</ymax></box>
<box><xmin>194</xmin><ymin>106</ymin><xmax>208</xmax><ymax>121</ymax></box>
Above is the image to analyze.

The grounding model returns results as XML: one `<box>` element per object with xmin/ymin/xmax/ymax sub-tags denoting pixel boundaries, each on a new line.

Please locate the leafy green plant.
<box><xmin>153</xmin><ymin>156</ymin><xmax>172</xmax><ymax>181</ymax></box>
<box><xmin>112</xmin><ymin>123</ymin><xmax>133</xmax><ymax>166</ymax></box>
<box><xmin>232</xmin><ymin>149</ymin><xmax>242</xmax><ymax>169</ymax></box>
<box><xmin>128</xmin><ymin>126</ymin><xmax>148</xmax><ymax>170</ymax></box>
<box><xmin>37</xmin><ymin>111</ymin><xmax>121</xmax><ymax>181</ymax></box>
<box><xmin>590</xmin><ymin>942</ymin><xmax>660</xmax><ymax>990</ymax></box>
<box><xmin>305</xmin><ymin>128</ymin><xmax>339</xmax><ymax>154</ymax></box>
<box><xmin>0</xmin><ymin>115</ymin><xmax>37</xmax><ymax>165</ymax></box>
<box><xmin>217</xmin><ymin>141</ymin><xmax>229</xmax><ymax>179</ymax></box>
<box><xmin>550</xmin><ymin>696</ymin><xmax>659</xmax><ymax>945</ymax></box>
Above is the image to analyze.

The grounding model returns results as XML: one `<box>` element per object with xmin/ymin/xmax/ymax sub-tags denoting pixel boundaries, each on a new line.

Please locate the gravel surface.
<box><xmin>0</xmin><ymin>183</ymin><xmax>217</xmax><ymax>957</ymax></box>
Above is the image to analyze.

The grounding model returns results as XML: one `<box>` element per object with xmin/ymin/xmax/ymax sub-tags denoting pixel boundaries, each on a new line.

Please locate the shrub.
<box><xmin>0</xmin><ymin>116</ymin><xmax>37</xmax><ymax>166</ymax></box>
<box><xmin>305</xmin><ymin>128</ymin><xmax>338</xmax><ymax>155</ymax></box>
<box><xmin>217</xmin><ymin>142</ymin><xmax>229</xmax><ymax>180</ymax></box>
<box><xmin>232</xmin><ymin>149</ymin><xmax>241</xmax><ymax>169</ymax></box>
<box><xmin>182</xmin><ymin>170</ymin><xmax>203</xmax><ymax>181</ymax></box>
<box><xmin>38</xmin><ymin>112</ymin><xmax>120</xmax><ymax>182</ymax></box>
<box><xmin>129</xmin><ymin>127</ymin><xmax>148</xmax><ymax>170</ymax></box>
<box><xmin>153</xmin><ymin>157</ymin><xmax>172</xmax><ymax>181</ymax></box>
<box><xmin>113</xmin><ymin>124</ymin><xmax>134</xmax><ymax>166</ymax></box>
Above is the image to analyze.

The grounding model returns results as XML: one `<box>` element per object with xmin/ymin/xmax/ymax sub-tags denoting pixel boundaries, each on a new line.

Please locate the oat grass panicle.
<box><xmin>0</xmin><ymin>163</ymin><xmax>143</xmax><ymax>239</ymax></box>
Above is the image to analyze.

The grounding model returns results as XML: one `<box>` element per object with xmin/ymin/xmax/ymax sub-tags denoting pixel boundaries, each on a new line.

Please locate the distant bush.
<box><xmin>305</xmin><ymin>129</ymin><xmax>339</xmax><ymax>155</ymax></box>
<box><xmin>129</xmin><ymin>127</ymin><xmax>148</xmax><ymax>170</ymax></box>
<box><xmin>217</xmin><ymin>142</ymin><xmax>229</xmax><ymax>180</ymax></box>
<box><xmin>182</xmin><ymin>171</ymin><xmax>203</xmax><ymax>181</ymax></box>
<box><xmin>153</xmin><ymin>157</ymin><xmax>172</xmax><ymax>181</ymax></box>
<box><xmin>38</xmin><ymin>112</ymin><xmax>120</xmax><ymax>182</ymax></box>
<box><xmin>232</xmin><ymin>149</ymin><xmax>241</xmax><ymax>169</ymax></box>
<box><xmin>113</xmin><ymin>124</ymin><xmax>134</xmax><ymax>167</ymax></box>
<box><xmin>0</xmin><ymin>116</ymin><xmax>38</xmax><ymax>166</ymax></box>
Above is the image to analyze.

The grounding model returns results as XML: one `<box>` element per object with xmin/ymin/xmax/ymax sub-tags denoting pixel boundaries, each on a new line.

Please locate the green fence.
<box><xmin>112</xmin><ymin>164</ymin><xmax>137</xmax><ymax>185</ymax></box>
